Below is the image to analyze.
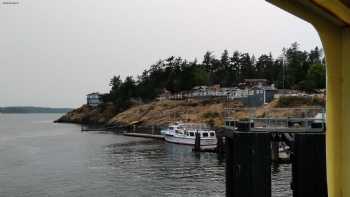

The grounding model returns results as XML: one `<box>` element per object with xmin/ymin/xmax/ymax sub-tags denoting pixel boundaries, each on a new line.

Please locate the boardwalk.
<box><xmin>122</xmin><ymin>133</ymin><xmax>164</xmax><ymax>139</ymax></box>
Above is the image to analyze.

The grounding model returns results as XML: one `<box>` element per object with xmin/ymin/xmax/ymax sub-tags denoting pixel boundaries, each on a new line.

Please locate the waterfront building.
<box><xmin>156</xmin><ymin>89</ymin><xmax>171</xmax><ymax>101</ymax></box>
<box><xmin>242</xmin><ymin>79</ymin><xmax>269</xmax><ymax>88</ymax></box>
<box><xmin>164</xmin><ymin>84</ymin><xmax>277</xmax><ymax>107</ymax></box>
<box><xmin>86</xmin><ymin>92</ymin><xmax>102</xmax><ymax>107</ymax></box>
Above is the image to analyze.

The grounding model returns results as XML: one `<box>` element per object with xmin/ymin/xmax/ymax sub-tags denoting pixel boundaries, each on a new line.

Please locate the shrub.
<box><xmin>202</xmin><ymin>111</ymin><xmax>220</xmax><ymax>119</ymax></box>
<box><xmin>277</xmin><ymin>96</ymin><xmax>325</xmax><ymax>107</ymax></box>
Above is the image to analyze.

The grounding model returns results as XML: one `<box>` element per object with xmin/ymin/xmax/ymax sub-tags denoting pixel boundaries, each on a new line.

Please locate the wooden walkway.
<box><xmin>122</xmin><ymin>133</ymin><xmax>164</xmax><ymax>139</ymax></box>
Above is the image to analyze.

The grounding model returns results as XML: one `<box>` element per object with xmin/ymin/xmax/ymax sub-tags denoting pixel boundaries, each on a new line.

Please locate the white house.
<box><xmin>87</xmin><ymin>92</ymin><xmax>102</xmax><ymax>107</ymax></box>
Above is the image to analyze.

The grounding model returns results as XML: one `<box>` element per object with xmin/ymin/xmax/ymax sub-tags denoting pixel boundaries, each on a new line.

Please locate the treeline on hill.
<box><xmin>103</xmin><ymin>42</ymin><xmax>326</xmax><ymax>110</ymax></box>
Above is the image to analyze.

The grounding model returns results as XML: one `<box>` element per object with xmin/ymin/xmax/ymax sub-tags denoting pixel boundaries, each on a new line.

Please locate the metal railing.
<box><xmin>224</xmin><ymin>107</ymin><xmax>326</xmax><ymax>133</ymax></box>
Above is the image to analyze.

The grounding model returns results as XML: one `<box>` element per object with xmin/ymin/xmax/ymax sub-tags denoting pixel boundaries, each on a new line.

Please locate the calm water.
<box><xmin>0</xmin><ymin>114</ymin><xmax>292</xmax><ymax>197</ymax></box>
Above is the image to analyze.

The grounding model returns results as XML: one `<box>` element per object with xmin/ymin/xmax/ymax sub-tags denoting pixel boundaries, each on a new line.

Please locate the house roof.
<box><xmin>87</xmin><ymin>92</ymin><xmax>101</xmax><ymax>96</ymax></box>
<box><xmin>193</xmin><ymin>86</ymin><xmax>208</xmax><ymax>90</ymax></box>
<box><xmin>244</xmin><ymin>79</ymin><xmax>268</xmax><ymax>82</ymax></box>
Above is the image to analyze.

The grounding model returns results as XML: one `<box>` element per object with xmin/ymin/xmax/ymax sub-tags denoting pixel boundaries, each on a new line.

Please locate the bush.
<box><xmin>202</xmin><ymin>111</ymin><xmax>220</xmax><ymax>119</ymax></box>
<box><xmin>277</xmin><ymin>96</ymin><xmax>325</xmax><ymax>107</ymax></box>
<box><xmin>206</xmin><ymin>119</ymin><xmax>215</xmax><ymax>128</ymax></box>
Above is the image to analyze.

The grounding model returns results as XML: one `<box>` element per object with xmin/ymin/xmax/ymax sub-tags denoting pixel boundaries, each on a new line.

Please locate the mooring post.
<box><xmin>271</xmin><ymin>139</ymin><xmax>279</xmax><ymax>163</ymax></box>
<box><xmin>217</xmin><ymin>135</ymin><xmax>224</xmax><ymax>154</ymax></box>
<box><xmin>292</xmin><ymin>133</ymin><xmax>327</xmax><ymax>197</ymax></box>
<box><xmin>225</xmin><ymin>131</ymin><xmax>271</xmax><ymax>197</ymax></box>
<box><xmin>194</xmin><ymin>132</ymin><xmax>201</xmax><ymax>152</ymax></box>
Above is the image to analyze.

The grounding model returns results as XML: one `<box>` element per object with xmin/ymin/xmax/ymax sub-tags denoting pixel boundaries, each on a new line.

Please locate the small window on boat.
<box><xmin>202</xmin><ymin>132</ymin><xmax>208</xmax><ymax>137</ymax></box>
<box><xmin>189</xmin><ymin>132</ymin><xmax>194</xmax><ymax>137</ymax></box>
<box><xmin>210</xmin><ymin>132</ymin><xmax>215</xmax><ymax>137</ymax></box>
<box><xmin>176</xmin><ymin>130</ymin><xmax>183</xmax><ymax>134</ymax></box>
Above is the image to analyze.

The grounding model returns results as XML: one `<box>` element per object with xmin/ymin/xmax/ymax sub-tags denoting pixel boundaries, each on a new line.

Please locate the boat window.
<box><xmin>202</xmin><ymin>132</ymin><xmax>208</xmax><ymax>137</ymax></box>
<box><xmin>189</xmin><ymin>132</ymin><xmax>194</xmax><ymax>137</ymax></box>
<box><xmin>175</xmin><ymin>130</ymin><xmax>183</xmax><ymax>135</ymax></box>
<box><xmin>210</xmin><ymin>132</ymin><xmax>215</xmax><ymax>137</ymax></box>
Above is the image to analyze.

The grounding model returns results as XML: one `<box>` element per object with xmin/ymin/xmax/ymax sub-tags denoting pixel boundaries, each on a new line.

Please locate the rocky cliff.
<box><xmin>54</xmin><ymin>103</ymin><xmax>118</xmax><ymax>125</ymax></box>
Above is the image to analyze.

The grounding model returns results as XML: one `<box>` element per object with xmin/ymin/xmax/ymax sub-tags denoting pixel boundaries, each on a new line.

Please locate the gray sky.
<box><xmin>0</xmin><ymin>0</ymin><xmax>322</xmax><ymax>108</ymax></box>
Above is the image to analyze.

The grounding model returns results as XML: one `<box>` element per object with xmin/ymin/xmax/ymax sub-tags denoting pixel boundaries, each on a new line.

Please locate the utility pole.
<box><xmin>283</xmin><ymin>60</ymin><xmax>285</xmax><ymax>89</ymax></box>
<box><xmin>281</xmin><ymin>50</ymin><xmax>286</xmax><ymax>89</ymax></box>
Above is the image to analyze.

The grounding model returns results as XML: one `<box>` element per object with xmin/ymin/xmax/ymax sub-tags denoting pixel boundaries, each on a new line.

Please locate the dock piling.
<box><xmin>271</xmin><ymin>140</ymin><xmax>279</xmax><ymax>162</ymax></box>
<box><xmin>292</xmin><ymin>133</ymin><xmax>327</xmax><ymax>197</ymax></box>
<box><xmin>194</xmin><ymin>132</ymin><xmax>201</xmax><ymax>152</ymax></box>
<box><xmin>225</xmin><ymin>131</ymin><xmax>271</xmax><ymax>197</ymax></box>
<box><xmin>216</xmin><ymin>135</ymin><xmax>224</xmax><ymax>154</ymax></box>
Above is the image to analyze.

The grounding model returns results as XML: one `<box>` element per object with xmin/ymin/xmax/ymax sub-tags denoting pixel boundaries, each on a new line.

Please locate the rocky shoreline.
<box><xmin>55</xmin><ymin>96</ymin><xmax>325</xmax><ymax>128</ymax></box>
<box><xmin>55</xmin><ymin>99</ymin><xmax>243</xmax><ymax>127</ymax></box>
<box><xmin>54</xmin><ymin>103</ymin><xmax>119</xmax><ymax>125</ymax></box>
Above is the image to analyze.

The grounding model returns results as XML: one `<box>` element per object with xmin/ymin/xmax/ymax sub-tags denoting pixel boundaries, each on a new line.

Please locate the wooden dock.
<box><xmin>81</xmin><ymin>125</ymin><xmax>121</xmax><ymax>132</ymax></box>
<box><xmin>122</xmin><ymin>133</ymin><xmax>164</xmax><ymax>139</ymax></box>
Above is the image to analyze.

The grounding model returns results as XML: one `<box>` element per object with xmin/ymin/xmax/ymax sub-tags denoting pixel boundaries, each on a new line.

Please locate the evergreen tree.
<box><xmin>256</xmin><ymin>53</ymin><xmax>275</xmax><ymax>82</ymax></box>
<box><xmin>230</xmin><ymin>51</ymin><xmax>241</xmax><ymax>85</ymax></box>
<box><xmin>203</xmin><ymin>51</ymin><xmax>214</xmax><ymax>72</ymax></box>
<box><xmin>105</xmin><ymin>42</ymin><xmax>326</xmax><ymax>106</ymax></box>
<box><xmin>240</xmin><ymin>53</ymin><xmax>255</xmax><ymax>79</ymax></box>
<box><xmin>284</xmin><ymin>42</ymin><xmax>309</xmax><ymax>88</ymax></box>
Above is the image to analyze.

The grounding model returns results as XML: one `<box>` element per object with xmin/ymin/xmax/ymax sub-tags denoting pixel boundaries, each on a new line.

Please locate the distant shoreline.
<box><xmin>0</xmin><ymin>107</ymin><xmax>72</xmax><ymax>114</ymax></box>
<box><xmin>0</xmin><ymin>112</ymin><xmax>67</xmax><ymax>114</ymax></box>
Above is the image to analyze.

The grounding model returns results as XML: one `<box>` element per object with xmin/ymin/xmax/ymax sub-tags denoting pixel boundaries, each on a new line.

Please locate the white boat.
<box><xmin>161</xmin><ymin>122</ymin><xmax>217</xmax><ymax>148</ymax></box>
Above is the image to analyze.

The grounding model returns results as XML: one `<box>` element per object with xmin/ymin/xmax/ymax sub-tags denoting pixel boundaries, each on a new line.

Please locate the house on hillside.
<box><xmin>156</xmin><ymin>89</ymin><xmax>172</xmax><ymax>101</ymax></box>
<box><xmin>192</xmin><ymin>86</ymin><xmax>209</xmax><ymax>97</ymax></box>
<box><xmin>263</xmin><ymin>86</ymin><xmax>277</xmax><ymax>103</ymax></box>
<box><xmin>87</xmin><ymin>92</ymin><xmax>102</xmax><ymax>107</ymax></box>
<box><xmin>163</xmin><ymin>83</ymin><xmax>276</xmax><ymax>106</ymax></box>
<box><xmin>242</xmin><ymin>79</ymin><xmax>269</xmax><ymax>88</ymax></box>
<box><xmin>208</xmin><ymin>84</ymin><xmax>221</xmax><ymax>96</ymax></box>
<box><xmin>227</xmin><ymin>85</ymin><xmax>276</xmax><ymax>106</ymax></box>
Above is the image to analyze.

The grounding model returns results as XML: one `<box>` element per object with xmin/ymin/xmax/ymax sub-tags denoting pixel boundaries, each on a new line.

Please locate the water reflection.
<box><xmin>103</xmin><ymin>138</ymin><xmax>292</xmax><ymax>197</ymax></box>
<box><xmin>0</xmin><ymin>114</ymin><xmax>293</xmax><ymax>197</ymax></box>
<box><xmin>272</xmin><ymin>163</ymin><xmax>292</xmax><ymax>197</ymax></box>
<box><xmin>102</xmin><ymin>139</ymin><xmax>225</xmax><ymax>196</ymax></box>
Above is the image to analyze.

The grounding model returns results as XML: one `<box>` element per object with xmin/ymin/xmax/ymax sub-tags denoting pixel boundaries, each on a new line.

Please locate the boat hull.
<box><xmin>164</xmin><ymin>135</ymin><xmax>217</xmax><ymax>148</ymax></box>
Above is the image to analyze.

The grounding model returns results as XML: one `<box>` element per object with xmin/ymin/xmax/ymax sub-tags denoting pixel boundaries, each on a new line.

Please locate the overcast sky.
<box><xmin>0</xmin><ymin>0</ymin><xmax>322</xmax><ymax>108</ymax></box>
